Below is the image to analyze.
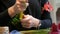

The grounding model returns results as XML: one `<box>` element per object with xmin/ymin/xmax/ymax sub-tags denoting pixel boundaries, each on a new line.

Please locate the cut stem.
<box><xmin>19</xmin><ymin>11</ymin><xmax>24</xmax><ymax>20</ymax></box>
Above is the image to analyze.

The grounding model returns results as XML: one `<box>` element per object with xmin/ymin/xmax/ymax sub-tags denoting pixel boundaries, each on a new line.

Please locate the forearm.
<box><xmin>0</xmin><ymin>9</ymin><xmax>12</xmax><ymax>26</ymax></box>
<box><xmin>39</xmin><ymin>19</ymin><xmax>52</xmax><ymax>29</ymax></box>
<box><xmin>0</xmin><ymin>8</ymin><xmax>18</xmax><ymax>26</ymax></box>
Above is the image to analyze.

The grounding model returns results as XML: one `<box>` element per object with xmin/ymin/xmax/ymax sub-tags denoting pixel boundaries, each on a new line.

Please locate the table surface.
<box><xmin>20</xmin><ymin>29</ymin><xmax>50</xmax><ymax>34</ymax></box>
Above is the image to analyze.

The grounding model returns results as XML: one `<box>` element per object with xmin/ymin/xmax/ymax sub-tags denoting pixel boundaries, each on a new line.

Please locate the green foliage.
<box><xmin>21</xmin><ymin>29</ymin><xmax>50</xmax><ymax>34</ymax></box>
<box><xmin>11</xmin><ymin>14</ymin><xmax>20</xmax><ymax>25</ymax></box>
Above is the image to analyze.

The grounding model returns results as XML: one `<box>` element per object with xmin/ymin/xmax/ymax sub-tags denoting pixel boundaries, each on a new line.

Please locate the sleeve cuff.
<box><xmin>39</xmin><ymin>19</ymin><xmax>52</xmax><ymax>29</ymax></box>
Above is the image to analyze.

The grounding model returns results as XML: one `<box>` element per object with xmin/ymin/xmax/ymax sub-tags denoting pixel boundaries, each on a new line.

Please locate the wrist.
<box><xmin>35</xmin><ymin>19</ymin><xmax>41</xmax><ymax>28</ymax></box>
<box><xmin>33</xmin><ymin>18</ymin><xmax>41</xmax><ymax>28</ymax></box>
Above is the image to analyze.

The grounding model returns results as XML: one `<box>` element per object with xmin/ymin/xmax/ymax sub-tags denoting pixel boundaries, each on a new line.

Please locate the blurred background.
<box><xmin>49</xmin><ymin>0</ymin><xmax>60</xmax><ymax>24</ymax></box>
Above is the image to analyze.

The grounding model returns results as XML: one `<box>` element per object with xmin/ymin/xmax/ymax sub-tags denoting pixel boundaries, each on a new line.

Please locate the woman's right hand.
<box><xmin>8</xmin><ymin>0</ymin><xmax>29</xmax><ymax>17</ymax></box>
<box><xmin>16</xmin><ymin>0</ymin><xmax>29</xmax><ymax>11</ymax></box>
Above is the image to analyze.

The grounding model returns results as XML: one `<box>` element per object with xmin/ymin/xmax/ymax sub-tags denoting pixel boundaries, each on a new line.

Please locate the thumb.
<box><xmin>23</xmin><ymin>15</ymin><xmax>27</xmax><ymax>19</ymax></box>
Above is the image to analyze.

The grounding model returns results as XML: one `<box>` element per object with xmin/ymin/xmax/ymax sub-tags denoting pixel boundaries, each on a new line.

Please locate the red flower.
<box><xmin>49</xmin><ymin>23</ymin><xmax>58</xmax><ymax>34</ymax></box>
<box><xmin>44</xmin><ymin>2</ymin><xmax>53</xmax><ymax>12</ymax></box>
<box><xmin>57</xmin><ymin>23</ymin><xmax>60</xmax><ymax>30</ymax></box>
<box><xmin>49</xmin><ymin>32</ymin><xmax>58</xmax><ymax>34</ymax></box>
<box><xmin>51</xmin><ymin>23</ymin><xmax>58</xmax><ymax>32</ymax></box>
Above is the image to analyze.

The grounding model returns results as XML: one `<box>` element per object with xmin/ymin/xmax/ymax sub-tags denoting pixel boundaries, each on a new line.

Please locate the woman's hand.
<box><xmin>21</xmin><ymin>15</ymin><xmax>40</xmax><ymax>28</ymax></box>
<box><xmin>8</xmin><ymin>0</ymin><xmax>29</xmax><ymax>17</ymax></box>
<box><xmin>15</xmin><ymin>0</ymin><xmax>29</xmax><ymax>12</ymax></box>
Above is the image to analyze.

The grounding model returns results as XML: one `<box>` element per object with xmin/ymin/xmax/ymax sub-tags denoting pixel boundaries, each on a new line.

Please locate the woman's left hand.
<box><xmin>21</xmin><ymin>15</ymin><xmax>40</xmax><ymax>28</ymax></box>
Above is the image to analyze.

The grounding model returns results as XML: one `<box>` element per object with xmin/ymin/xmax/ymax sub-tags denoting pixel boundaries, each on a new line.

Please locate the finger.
<box><xmin>21</xmin><ymin>15</ymin><xmax>32</xmax><ymax>23</ymax></box>
<box><xmin>22</xmin><ymin>23</ymin><xmax>30</xmax><ymax>27</ymax></box>
<box><xmin>19</xmin><ymin>0</ymin><xmax>28</xmax><ymax>3</ymax></box>
<box><xmin>16</xmin><ymin>0</ymin><xmax>28</xmax><ymax>11</ymax></box>
<box><xmin>21</xmin><ymin>16</ymin><xmax>31</xmax><ymax>21</ymax></box>
<box><xmin>23</xmin><ymin>20</ymin><xmax>32</xmax><ymax>28</ymax></box>
<box><xmin>21</xmin><ymin>20</ymin><xmax>31</xmax><ymax>26</ymax></box>
<box><xmin>22</xmin><ymin>25</ymin><xmax>31</xmax><ymax>28</ymax></box>
<box><xmin>21</xmin><ymin>19</ymin><xmax>31</xmax><ymax>24</ymax></box>
<box><xmin>21</xmin><ymin>15</ymin><xmax>33</xmax><ymax>23</ymax></box>
<box><xmin>17</xmin><ymin>3</ymin><xmax>26</xmax><ymax>11</ymax></box>
<box><xmin>24</xmin><ymin>26</ymin><xmax>31</xmax><ymax>28</ymax></box>
<box><xmin>21</xmin><ymin>18</ymin><xmax>30</xmax><ymax>24</ymax></box>
<box><xmin>21</xmin><ymin>22</ymin><xmax>26</xmax><ymax>26</ymax></box>
<box><xmin>23</xmin><ymin>15</ymin><xmax>27</xmax><ymax>18</ymax></box>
